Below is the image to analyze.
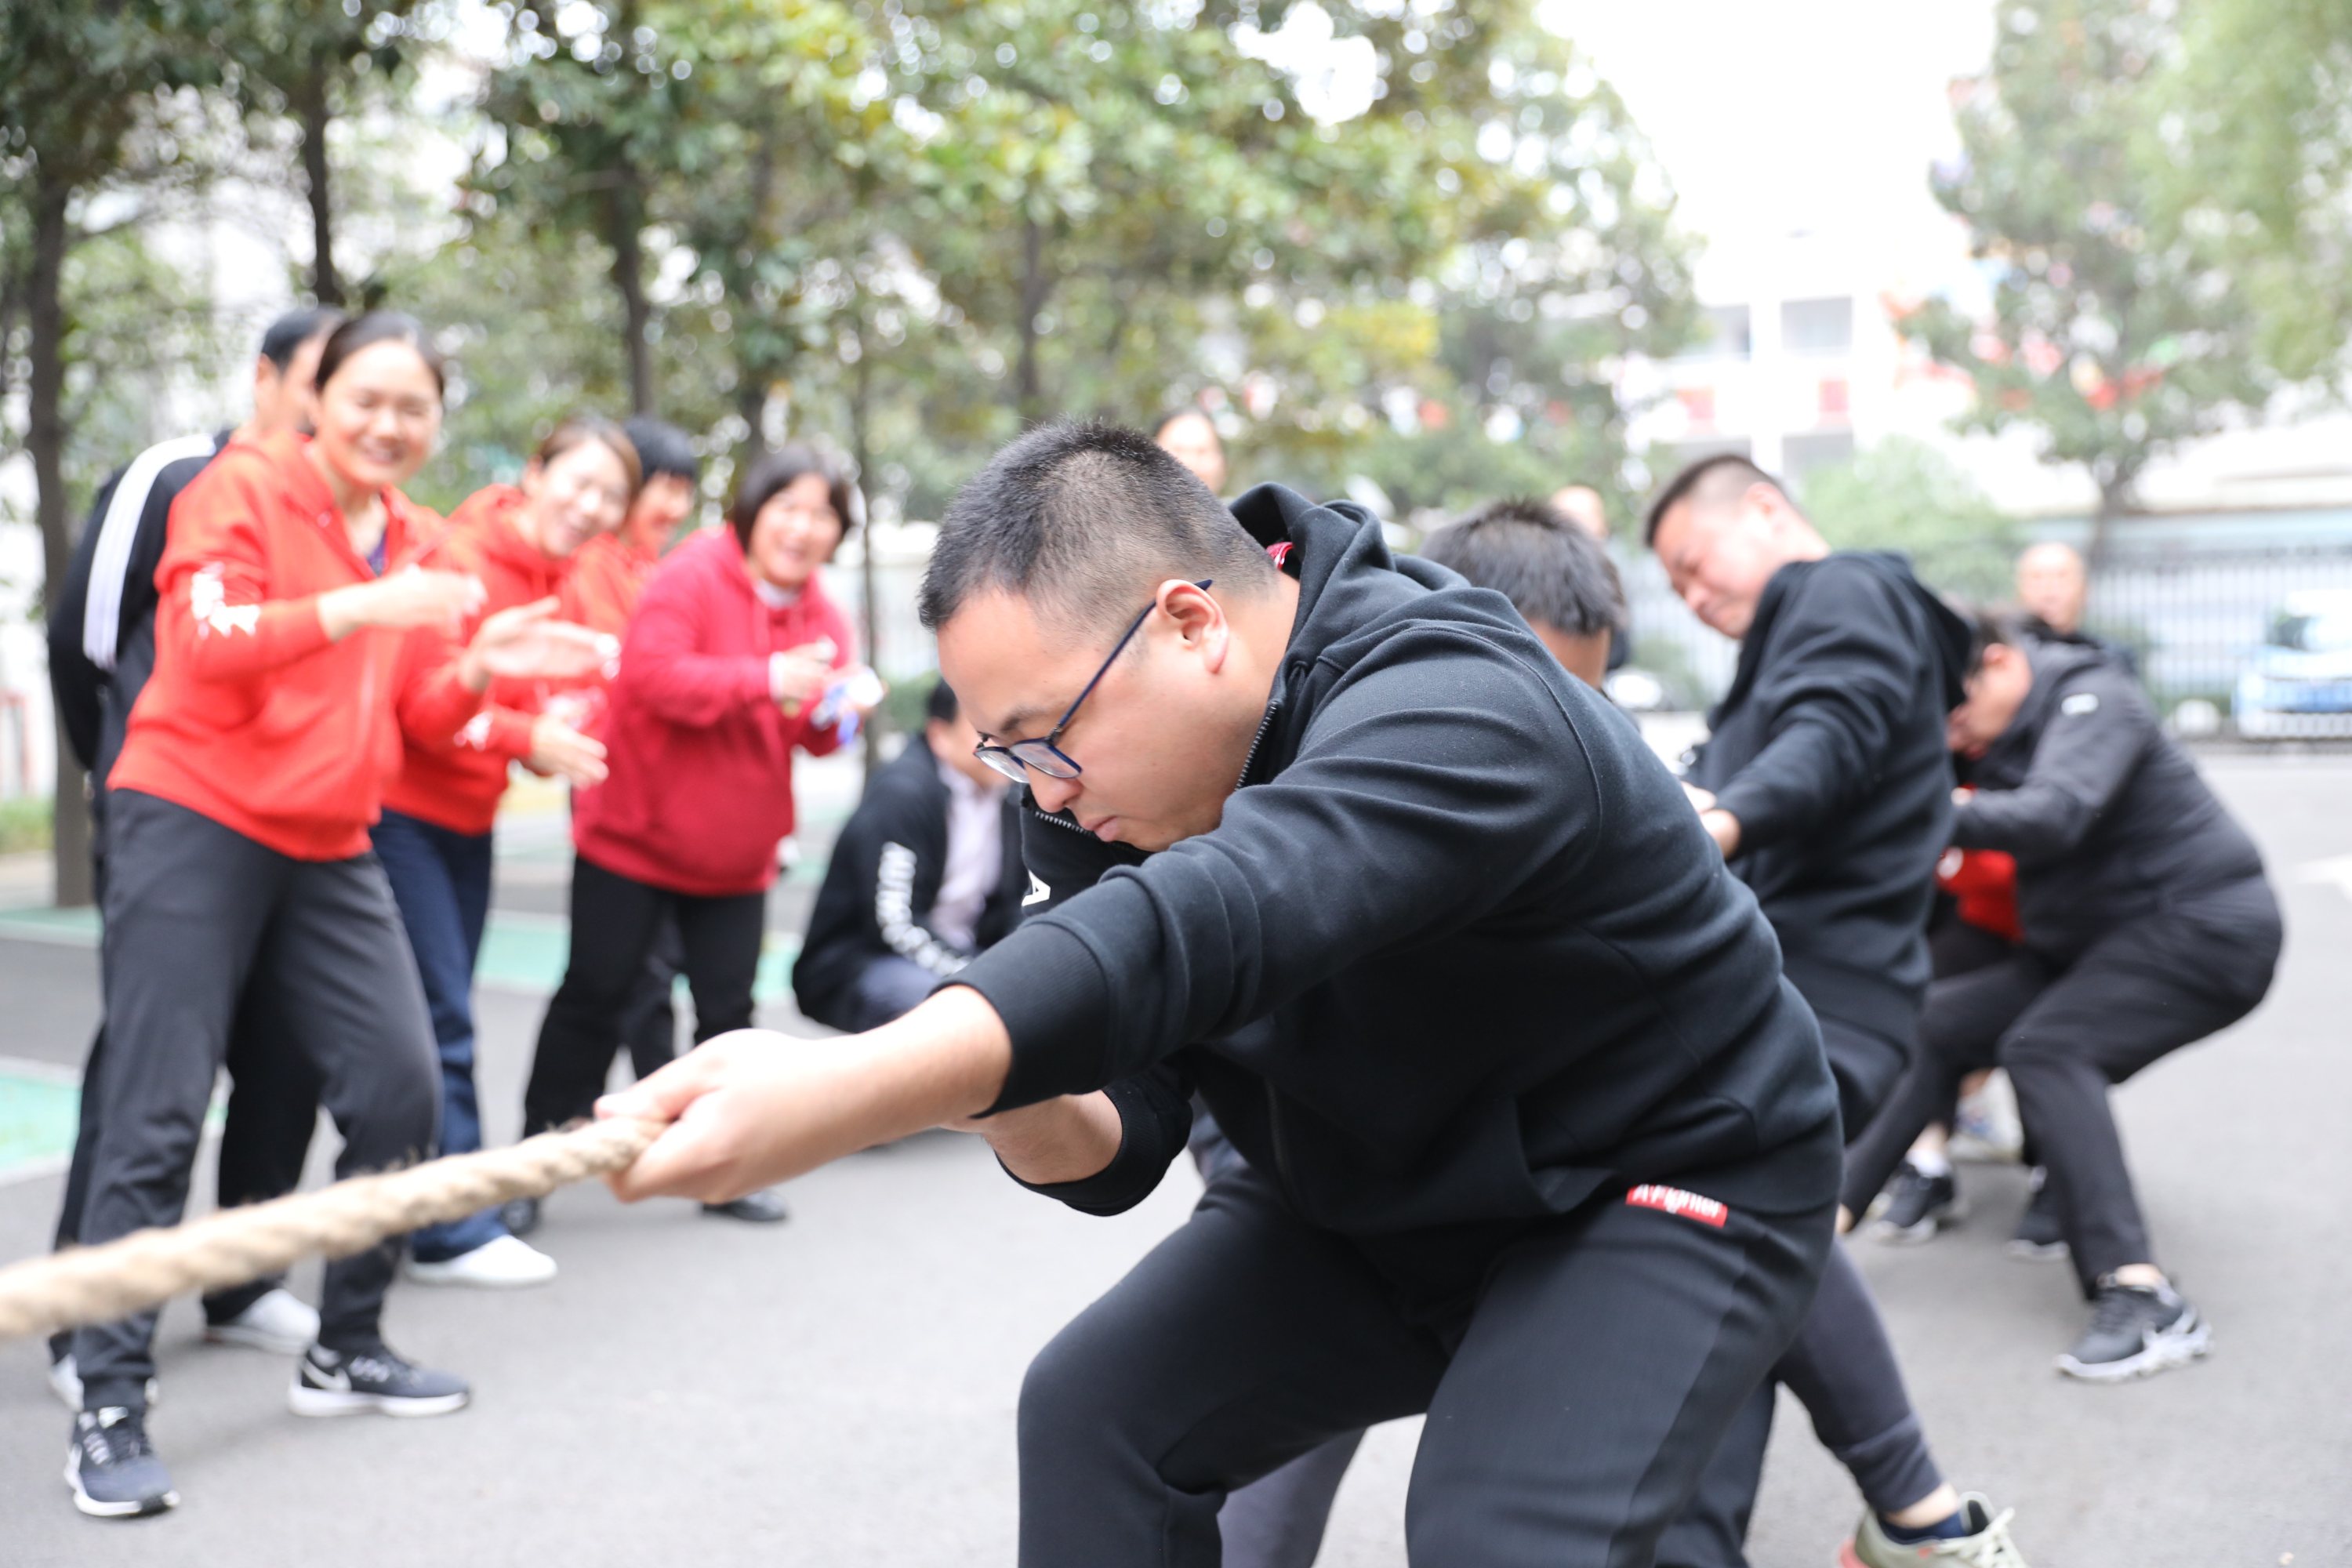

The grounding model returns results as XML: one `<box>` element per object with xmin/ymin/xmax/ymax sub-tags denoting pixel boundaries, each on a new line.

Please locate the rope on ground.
<box><xmin>0</xmin><ymin>1118</ymin><xmax>663</xmax><ymax>1344</ymax></box>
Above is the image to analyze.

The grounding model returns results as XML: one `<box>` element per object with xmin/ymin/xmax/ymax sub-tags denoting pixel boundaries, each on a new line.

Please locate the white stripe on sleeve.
<box><xmin>82</xmin><ymin>432</ymin><xmax>220</xmax><ymax>671</ymax></box>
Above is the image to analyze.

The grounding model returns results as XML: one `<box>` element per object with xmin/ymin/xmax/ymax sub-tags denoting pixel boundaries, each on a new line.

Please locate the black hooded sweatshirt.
<box><xmin>793</xmin><ymin>734</ymin><xmax>1026</xmax><ymax>1032</ymax></box>
<box><xmin>1955</xmin><ymin>638</ymin><xmax>2273</xmax><ymax>963</ymax></box>
<box><xmin>951</xmin><ymin>485</ymin><xmax>1841</xmax><ymax>1248</ymax></box>
<box><xmin>1686</xmin><ymin>553</ymin><xmax>1971</xmax><ymax>1041</ymax></box>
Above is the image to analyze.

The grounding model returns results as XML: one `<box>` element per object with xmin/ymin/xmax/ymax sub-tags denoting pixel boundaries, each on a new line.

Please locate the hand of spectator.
<box><xmin>769</xmin><ymin>641</ymin><xmax>837</xmax><ymax>713</ymax></box>
<box><xmin>1680</xmin><ymin>780</ymin><xmax>1718</xmax><ymax>814</ymax></box>
<box><xmin>1700</xmin><ymin>808</ymin><xmax>1742</xmax><ymax>858</ymax></box>
<box><xmin>528</xmin><ymin>713</ymin><xmax>608</xmax><ymax>787</ymax></box>
<box><xmin>321</xmin><ymin>568</ymin><xmax>484</xmax><ymax>638</ymax></box>
<box><xmin>462</xmin><ymin>598</ymin><xmax>614</xmax><ymax>689</ymax></box>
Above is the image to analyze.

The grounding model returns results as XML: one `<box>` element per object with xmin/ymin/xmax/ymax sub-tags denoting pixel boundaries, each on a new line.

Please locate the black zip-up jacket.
<box><xmin>793</xmin><ymin>735</ymin><xmax>1026</xmax><ymax>1032</ymax></box>
<box><xmin>48</xmin><ymin>430</ymin><xmax>230</xmax><ymax>784</ymax></box>
<box><xmin>952</xmin><ymin>485</ymin><xmax>1841</xmax><ymax>1240</ymax></box>
<box><xmin>1956</xmin><ymin>638</ymin><xmax>2274</xmax><ymax>962</ymax></box>
<box><xmin>1686</xmin><ymin>552</ymin><xmax>1971</xmax><ymax>1040</ymax></box>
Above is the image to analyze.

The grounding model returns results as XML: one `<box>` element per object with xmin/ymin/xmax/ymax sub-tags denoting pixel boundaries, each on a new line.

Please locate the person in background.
<box><xmin>63</xmin><ymin>312</ymin><xmax>606</xmax><ymax>1519</ymax></box>
<box><xmin>1546</xmin><ymin>483</ymin><xmax>1631</xmax><ymax>671</ymax></box>
<box><xmin>2014</xmin><ymin>542</ymin><xmax>2089</xmax><ymax>637</ymax></box>
<box><xmin>1152</xmin><ymin>406</ymin><xmax>1229</xmax><ymax>496</ymax></box>
<box><xmin>376</xmin><ymin>416</ymin><xmax>641</xmax><ymax>1289</ymax></box>
<box><xmin>793</xmin><ymin>680</ymin><xmax>1025</xmax><ymax>1033</ymax></box>
<box><xmin>514</xmin><ymin>444</ymin><xmax>877</xmax><ymax>1231</ymax></box>
<box><xmin>43</xmin><ymin>307</ymin><xmax>343</xmax><ymax>1406</ymax></box>
<box><xmin>1842</xmin><ymin>615</ymin><xmax>2281</xmax><ymax>1382</ymax></box>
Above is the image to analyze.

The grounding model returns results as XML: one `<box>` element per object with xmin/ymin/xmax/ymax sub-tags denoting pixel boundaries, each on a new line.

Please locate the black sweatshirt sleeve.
<box><xmin>1710</xmin><ymin>566</ymin><xmax>1922</xmax><ymax>854</ymax></box>
<box><xmin>1954</xmin><ymin>664</ymin><xmax>2151</xmax><ymax>862</ymax></box>
<box><xmin>45</xmin><ymin>474</ymin><xmax>122</xmax><ymax>772</ymax></box>
<box><xmin>999</xmin><ymin>1062</ymin><xmax>1195</xmax><ymax>1216</ymax></box>
<box><xmin>952</xmin><ymin>630</ymin><xmax>1592</xmax><ymax>1111</ymax></box>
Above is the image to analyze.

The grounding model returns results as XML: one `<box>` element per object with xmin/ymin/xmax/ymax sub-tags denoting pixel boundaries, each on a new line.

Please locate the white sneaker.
<box><xmin>48</xmin><ymin>1355</ymin><xmax>159</xmax><ymax>1413</ymax></box>
<box><xmin>202</xmin><ymin>1287</ymin><xmax>321</xmax><ymax>1355</ymax></box>
<box><xmin>401</xmin><ymin>1234</ymin><xmax>558</xmax><ymax>1289</ymax></box>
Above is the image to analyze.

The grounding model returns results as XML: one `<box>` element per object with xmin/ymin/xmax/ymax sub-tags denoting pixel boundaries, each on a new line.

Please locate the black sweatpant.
<box><xmin>1655</xmin><ymin>1015</ymin><xmax>1943</xmax><ymax>1567</ymax></box>
<box><xmin>49</xmin><ymin>795</ymin><xmax>321</xmax><ymax>1360</ymax></box>
<box><xmin>522</xmin><ymin>853</ymin><xmax>767</xmax><ymax>1135</ymax></box>
<box><xmin>1846</xmin><ymin>890</ymin><xmax>2280</xmax><ymax>1291</ymax></box>
<box><xmin>1016</xmin><ymin>1151</ymin><xmax>1835</xmax><ymax>1567</ymax></box>
<box><xmin>72</xmin><ymin>790</ymin><xmax>440</xmax><ymax>1411</ymax></box>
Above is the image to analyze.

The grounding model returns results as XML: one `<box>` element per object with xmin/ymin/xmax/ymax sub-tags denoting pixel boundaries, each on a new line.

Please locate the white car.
<box><xmin>2235</xmin><ymin>590</ymin><xmax>2352</xmax><ymax>739</ymax></box>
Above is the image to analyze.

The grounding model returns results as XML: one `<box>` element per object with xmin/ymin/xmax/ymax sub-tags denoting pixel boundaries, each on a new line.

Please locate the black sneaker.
<box><xmin>1868</xmin><ymin>1162</ymin><xmax>1963</xmax><ymax>1244</ymax></box>
<box><xmin>701</xmin><ymin>1188</ymin><xmax>789</xmax><ymax>1224</ymax></box>
<box><xmin>289</xmin><ymin>1342</ymin><xmax>470</xmax><ymax>1417</ymax></box>
<box><xmin>500</xmin><ymin>1196</ymin><xmax>542</xmax><ymax>1237</ymax></box>
<box><xmin>2005</xmin><ymin>1169</ymin><xmax>2069</xmax><ymax>1261</ymax></box>
<box><xmin>2056</xmin><ymin>1277</ymin><xmax>2211</xmax><ymax>1382</ymax></box>
<box><xmin>65</xmin><ymin>1407</ymin><xmax>177</xmax><ymax>1519</ymax></box>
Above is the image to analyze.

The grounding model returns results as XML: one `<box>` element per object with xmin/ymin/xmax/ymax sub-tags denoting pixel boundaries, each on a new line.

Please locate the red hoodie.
<box><xmin>564</xmin><ymin>528</ymin><xmax>661</xmax><ymax>640</ymax></box>
<box><xmin>381</xmin><ymin>485</ymin><xmax>597</xmax><ymax>836</ymax></box>
<box><xmin>572</xmin><ymin>528</ymin><xmax>854</xmax><ymax>896</ymax></box>
<box><xmin>111</xmin><ymin>430</ymin><xmax>484</xmax><ymax>861</ymax></box>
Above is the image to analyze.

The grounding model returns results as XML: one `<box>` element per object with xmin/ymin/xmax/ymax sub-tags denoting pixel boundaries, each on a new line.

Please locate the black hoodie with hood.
<box><xmin>1686</xmin><ymin>552</ymin><xmax>1972</xmax><ymax>1042</ymax></box>
<box><xmin>949</xmin><ymin>485</ymin><xmax>1841</xmax><ymax>1252</ymax></box>
<box><xmin>1956</xmin><ymin>637</ymin><xmax>2274</xmax><ymax>964</ymax></box>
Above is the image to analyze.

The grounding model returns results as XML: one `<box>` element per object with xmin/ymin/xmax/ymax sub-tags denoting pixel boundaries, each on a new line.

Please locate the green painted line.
<box><xmin>0</xmin><ymin>1063</ymin><xmax>81</xmax><ymax>1178</ymax></box>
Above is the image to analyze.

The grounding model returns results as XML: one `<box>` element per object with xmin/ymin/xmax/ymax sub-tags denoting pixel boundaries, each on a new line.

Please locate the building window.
<box><xmin>1781</xmin><ymin>296</ymin><xmax>1853</xmax><ymax>355</ymax></box>
<box><xmin>1679</xmin><ymin>304</ymin><xmax>1751</xmax><ymax>361</ymax></box>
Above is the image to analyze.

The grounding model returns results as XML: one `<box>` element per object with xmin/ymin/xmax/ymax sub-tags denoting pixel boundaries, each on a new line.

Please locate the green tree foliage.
<box><xmin>1902</xmin><ymin>0</ymin><xmax>2343</xmax><ymax>557</ymax></box>
<box><xmin>1799</xmin><ymin>437</ymin><xmax>2023</xmax><ymax>603</ymax></box>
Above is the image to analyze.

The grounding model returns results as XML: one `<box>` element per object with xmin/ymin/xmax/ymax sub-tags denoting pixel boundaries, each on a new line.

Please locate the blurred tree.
<box><xmin>1901</xmin><ymin>0</ymin><xmax>2329</xmax><ymax>563</ymax></box>
<box><xmin>1798</xmin><ymin>437</ymin><xmax>2024</xmax><ymax>603</ymax></box>
<box><xmin>0</xmin><ymin>0</ymin><xmax>234</xmax><ymax>903</ymax></box>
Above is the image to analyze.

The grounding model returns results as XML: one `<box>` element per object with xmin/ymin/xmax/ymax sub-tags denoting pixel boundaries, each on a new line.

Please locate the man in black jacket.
<box><xmin>40</xmin><ymin>307</ymin><xmax>342</xmax><ymax>1401</ymax></box>
<box><xmin>1646</xmin><ymin>456</ymin><xmax>2020</xmax><ymax>1568</ymax></box>
<box><xmin>598</xmin><ymin>421</ymin><xmax>1841</xmax><ymax>1566</ymax></box>
<box><xmin>1844</xmin><ymin>619</ymin><xmax>2280</xmax><ymax>1381</ymax></box>
<box><xmin>793</xmin><ymin>681</ymin><xmax>1025</xmax><ymax>1033</ymax></box>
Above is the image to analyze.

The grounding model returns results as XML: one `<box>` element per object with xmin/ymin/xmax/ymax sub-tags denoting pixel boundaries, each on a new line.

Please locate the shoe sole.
<box><xmin>2004</xmin><ymin>1236</ymin><xmax>2070</xmax><ymax>1262</ymax></box>
<box><xmin>400</xmin><ymin>1264</ymin><xmax>557</xmax><ymax>1289</ymax></box>
<box><xmin>202</xmin><ymin>1323</ymin><xmax>315</xmax><ymax>1354</ymax></box>
<box><xmin>64</xmin><ymin>1459</ymin><xmax>177</xmax><ymax>1518</ymax></box>
<box><xmin>2055</xmin><ymin>1312</ymin><xmax>2212</xmax><ymax>1383</ymax></box>
<box><xmin>1835</xmin><ymin>1541</ymin><xmax>1868</xmax><ymax>1568</ymax></box>
<box><xmin>1867</xmin><ymin>1203</ymin><xmax>1963</xmax><ymax>1245</ymax></box>
<box><xmin>288</xmin><ymin>1385</ymin><xmax>471</xmax><ymax>1418</ymax></box>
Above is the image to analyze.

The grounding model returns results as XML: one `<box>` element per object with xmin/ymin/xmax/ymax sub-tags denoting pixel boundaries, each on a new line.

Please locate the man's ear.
<box><xmin>1157</xmin><ymin>579</ymin><xmax>1229</xmax><ymax>668</ymax></box>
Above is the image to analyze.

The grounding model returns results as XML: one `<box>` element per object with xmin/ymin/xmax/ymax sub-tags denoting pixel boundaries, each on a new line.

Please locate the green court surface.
<box><xmin>0</xmin><ymin>1062</ymin><xmax>80</xmax><ymax>1179</ymax></box>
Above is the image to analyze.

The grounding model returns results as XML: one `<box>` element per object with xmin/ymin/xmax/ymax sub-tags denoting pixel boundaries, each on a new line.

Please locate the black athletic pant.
<box><xmin>49</xmin><ymin>794</ymin><xmax>321</xmax><ymax>1361</ymax></box>
<box><xmin>1654</xmin><ymin>1015</ymin><xmax>1944</xmax><ymax>1568</ymax></box>
<box><xmin>1016</xmin><ymin>1149</ymin><xmax>1835</xmax><ymax>1568</ymax></box>
<box><xmin>1846</xmin><ymin>889</ymin><xmax>2281</xmax><ymax>1292</ymax></box>
<box><xmin>523</xmin><ymin>853</ymin><xmax>766</xmax><ymax>1135</ymax></box>
<box><xmin>72</xmin><ymin>790</ymin><xmax>440</xmax><ymax>1411</ymax></box>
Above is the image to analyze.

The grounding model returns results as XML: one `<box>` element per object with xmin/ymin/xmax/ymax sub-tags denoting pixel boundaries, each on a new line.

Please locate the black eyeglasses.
<box><xmin>973</xmin><ymin>579</ymin><xmax>1212</xmax><ymax>784</ymax></box>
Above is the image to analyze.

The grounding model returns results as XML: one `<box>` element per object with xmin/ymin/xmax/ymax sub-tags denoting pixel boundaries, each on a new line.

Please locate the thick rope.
<box><xmin>0</xmin><ymin>1118</ymin><xmax>663</xmax><ymax>1344</ymax></box>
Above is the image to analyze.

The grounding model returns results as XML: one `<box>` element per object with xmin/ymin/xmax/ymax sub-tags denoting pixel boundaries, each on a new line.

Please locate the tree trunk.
<box><xmin>1015</xmin><ymin>212</ymin><xmax>1052</xmax><ymax>425</ymax></box>
<box><xmin>28</xmin><ymin>172</ymin><xmax>93</xmax><ymax>906</ymax></box>
<box><xmin>848</xmin><ymin>313</ymin><xmax>884</xmax><ymax>775</ymax></box>
<box><xmin>607</xmin><ymin>168</ymin><xmax>655</xmax><ymax>415</ymax></box>
<box><xmin>296</xmin><ymin>63</ymin><xmax>342</xmax><ymax>307</ymax></box>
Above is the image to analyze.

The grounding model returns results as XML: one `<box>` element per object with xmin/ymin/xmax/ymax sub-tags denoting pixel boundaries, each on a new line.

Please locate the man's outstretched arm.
<box><xmin>596</xmin><ymin>985</ymin><xmax>1123</xmax><ymax>1203</ymax></box>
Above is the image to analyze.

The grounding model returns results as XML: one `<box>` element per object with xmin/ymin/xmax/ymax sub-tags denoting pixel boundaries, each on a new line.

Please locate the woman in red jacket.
<box><xmin>517</xmin><ymin>445</ymin><xmax>872</xmax><ymax>1229</ymax></box>
<box><xmin>375</xmin><ymin>416</ymin><xmax>641</xmax><ymax>1290</ymax></box>
<box><xmin>65</xmin><ymin>313</ymin><xmax>602</xmax><ymax>1519</ymax></box>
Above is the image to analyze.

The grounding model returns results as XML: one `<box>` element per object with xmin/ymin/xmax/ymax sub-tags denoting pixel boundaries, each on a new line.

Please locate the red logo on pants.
<box><xmin>1625</xmin><ymin>1184</ymin><xmax>1728</xmax><ymax>1228</ymax></box>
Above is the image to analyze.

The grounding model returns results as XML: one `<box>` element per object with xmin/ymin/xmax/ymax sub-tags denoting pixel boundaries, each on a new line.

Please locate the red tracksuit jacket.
<box><xmin>110</xmin><ymin>430</ymin><xmax>483</xmax><ymax>861</ymax></box>
<box><xmin>572</xmin><ymin>528</ymin><xmax>854</xmax><ymax>897</ymax></box>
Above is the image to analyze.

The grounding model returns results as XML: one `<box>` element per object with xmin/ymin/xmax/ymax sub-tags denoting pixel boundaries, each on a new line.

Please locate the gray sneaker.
<box><xmin>288</xmin><ymin>1342</ymin><xmax>470</xmax><ymax>1417</ymax></box>
<box><xmin>65</xmin><ymin>1407</ymin><xmax>178</xmax><ymax>1519</ymax></box>
<box><xmin>1844</xmin><ymin>1493</ymin><xmax>2029</xmax><ymax>1566</ymax></box>
<box><xmin>2056</xmin><ymin>1278</ymin><xmax>2211</xmax><ymax>1382</ymax></box>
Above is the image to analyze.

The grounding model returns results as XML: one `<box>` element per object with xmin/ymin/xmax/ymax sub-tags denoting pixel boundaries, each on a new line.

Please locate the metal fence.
<box><xmin>1616</xmin><ymin>539</ymin><xmax>2352</xmax><ymax>729</ymax></box>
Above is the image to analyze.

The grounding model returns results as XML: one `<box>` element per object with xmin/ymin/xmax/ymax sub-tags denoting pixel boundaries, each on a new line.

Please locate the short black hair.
<box><xmin>917</xmin><ymin>419</ymin><xmax>1277</xmax><ymax>643</ymax></box>
<box><xmin>1421</xmin><ymin>498</ymin><xmax>1624</xmax><ymax>638</ymax></box>
<box><xmin>624</xmin><ymin>416</ymin><xmax>699</xmax><ymax>484</ymax></box>
<box><xmin>260</xmin><ymin>307</ymin><xmax>344</xmax><ymax>368</ymax></box>
<box><xmin>315</xmin><ymin>311</ymin><xmax>446</xmax><ymax>398</ymax></box>
<box><xmin>1642</xmin><ymin>453</ymin><xmax>1790</xmax><ymax>546</ymax></box>
<box><xmin>924</xmin><ymin>679</ymin><xmax>961</xmax><ymax>725</ymax></box>
<box><xmin>728</xmin><ymin>444</ymin><xmax>858</xmax><ymax>552</ymax></box>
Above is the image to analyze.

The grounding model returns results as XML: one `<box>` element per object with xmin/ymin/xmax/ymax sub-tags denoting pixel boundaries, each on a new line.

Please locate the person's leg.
<box><xmin>619</xmin><ymin>913</ymin><xmax>684</xmax><ymax>1080</ymax></box>
<box><xmin>522</xmin><ymin>855</ymin><xmax>669</xmax><ymax>1134</ymax></box>
<box><xmin>48</xmin><ymin>1023</ymin><xmax>109</xmax><ymax>1368</ymax></box>
<box><xmin>71</xmin><ymin>793</ymin><xmax>283</xmax><ymax>1410</ymax></box>
<box><xmin>1217</xmin><ymin>1429</ymin><xmax>1368</xmax><ymax>1568</ymax></box>
<box><xmin>1018</xmin><ymin>1166</ymin><xmax>1448</xmax><ymax>1568</ymax></box>
<box><xmin>673</xmin><ymin>887</ymin><xmax>768</xmax><ymax>1044</ymax></box>
<box><xmin>1403</xmin><ymin>1175</ymin><xmax>1835</xmax><ymax>1567</ymax></box>
<box><xmin>375</xmin><ymin>811</ymin><xmax>506</xmax><ymax>1262</ymax></box>
<box><xmin>199</xmin><ymin>979</ymin><xmax>322</xmax><ymax>1327</ymax></box>
<box><xmin>840</xmin><ymin>953</ymin><xmax>944</xmax><ymax>1033</ymax></box>
<box><xmin>256</xmin><ymin>853</ymin><xmax>442</xmax><ymax>1353</ymax></box>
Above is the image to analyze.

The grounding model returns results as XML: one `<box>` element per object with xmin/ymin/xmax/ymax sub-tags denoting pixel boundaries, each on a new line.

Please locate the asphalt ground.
<box><xmin>0</xmin><ymin>750</ymin><xmax>2344</xmax><ymax>1566</ymax></box>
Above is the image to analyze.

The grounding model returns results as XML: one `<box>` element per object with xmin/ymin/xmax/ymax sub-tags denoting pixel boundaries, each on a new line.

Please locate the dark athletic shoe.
<box><xmin>2056</xmin><ymin>1278</ymin><xmax>2211</xmax><ymax>1383</ymax></box>
<box><xmin>499</xmin><ymin>1196</ymin><xmax>542</xmax><ymax>1237</ymax></box>
<box><xmin>66</xmin><ymin>1407</ymin><xmax>177</xmax><ymax>1519</ymax></box>
<box><xmin>289</xmin><ymin>1342</ymin><xmax>470</xmax><ymax>1417</ymax></box>
<box><xmin>1868</xmin><ymin>1162</ymin><xmax>1963</xmax><ymax>1244</ymax></box>
<box><xmin>701</xmin><ymin>1188</ymin><xmax>789</xmax><ymax>1224</ymax></box>
<box><xmin>2005</xmin><ymin>1170</ymin><xmax>2069</xmax><ymax>1261</ymax></box>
